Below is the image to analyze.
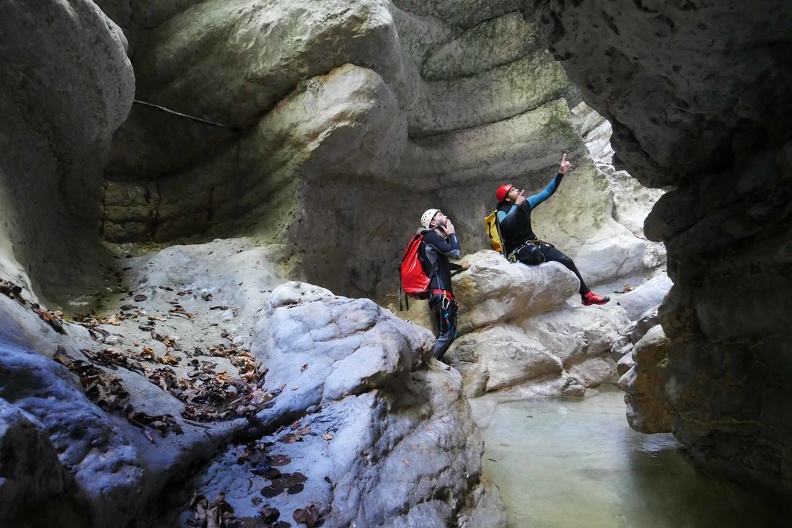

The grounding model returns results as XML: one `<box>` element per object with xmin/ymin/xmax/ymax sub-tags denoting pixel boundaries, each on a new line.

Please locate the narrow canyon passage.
<box><xmin>470</xmin><ymin>387</ymin><xmax>791</xmax><ymax>528</ymax></box>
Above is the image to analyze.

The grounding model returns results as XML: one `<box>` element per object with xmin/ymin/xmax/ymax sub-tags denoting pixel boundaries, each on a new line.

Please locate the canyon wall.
<box><xmin>528</xmin><ymin>0</ymin><xmax>792</xmax><ymax>505</ymax></box>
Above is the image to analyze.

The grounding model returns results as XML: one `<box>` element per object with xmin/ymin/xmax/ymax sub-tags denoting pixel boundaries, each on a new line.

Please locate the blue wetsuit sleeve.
<box><xmin>526</xmin><ymin>173</ymin><xmax>564</xmax><ymax>209</ymax></box>
<box><xmin>497</xmin><ymin>205</ymin><xmax>519</xmax><ymax>228</ymax></box>
<box><xmin>424</xmin><ymin>231</ymin><xmax>461</xmax><ymax>259</ymax></box>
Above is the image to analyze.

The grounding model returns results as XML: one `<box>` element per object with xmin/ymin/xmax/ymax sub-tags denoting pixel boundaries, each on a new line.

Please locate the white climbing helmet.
<box><xmin>421</xmin><ymin>208</ymin><xmax>440</xmax><ymax>228</ymax></box>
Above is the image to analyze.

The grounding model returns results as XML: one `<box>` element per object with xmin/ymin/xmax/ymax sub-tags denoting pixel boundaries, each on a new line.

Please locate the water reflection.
<box><xmin>469</xmin><ymin>385</ymin><xmax>790</xmax><ymax>528</ymax></box>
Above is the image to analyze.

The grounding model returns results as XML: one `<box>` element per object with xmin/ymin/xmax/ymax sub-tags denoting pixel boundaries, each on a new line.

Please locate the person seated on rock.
<box><xmin>495</xmin><ymin>154</ymin><xmax>610</xmax><ymax>306</ymax></box>
<box><xmin>419</xmin><ymin>208</ymin><xmax>470</xmax><ymax>361</ymax></box>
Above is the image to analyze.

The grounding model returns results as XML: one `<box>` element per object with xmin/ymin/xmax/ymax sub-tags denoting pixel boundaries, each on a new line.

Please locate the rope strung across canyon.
<box><xmin>132</xmin><ymin>99</ymin><xmax>241</xmax><ymax>132</ymax></box>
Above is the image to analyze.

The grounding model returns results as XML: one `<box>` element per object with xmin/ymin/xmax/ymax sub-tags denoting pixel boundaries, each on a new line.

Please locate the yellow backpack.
<box><xmin>484</xmin><ymin>211</ymin><xmax>506</xmax><ymax>256</ymax></box>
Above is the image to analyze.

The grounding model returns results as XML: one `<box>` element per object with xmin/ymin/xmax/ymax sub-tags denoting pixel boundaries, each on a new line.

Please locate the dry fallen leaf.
<box><xmin>293</xmin><ymin>504</ymin><xmax>322</xmax><ymax>527</ymax></box>
<box><xmin>322</xmin><ymin>432</ymin><xmax>334</xmax><ymax>441</ymax></box>
<box><xmin>278</xmin><ymin>432</ymin><xmax>302</xmax><ymax>444</ymax></box>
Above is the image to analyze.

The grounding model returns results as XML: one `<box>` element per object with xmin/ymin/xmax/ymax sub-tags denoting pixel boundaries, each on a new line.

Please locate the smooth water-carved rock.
<box><xmin>451</xmin><ymin>325</ymin><xmax>564</xmax><ymax>393</ymax></box>
<box><xmin>182</xmin><ymin>281</ymin><xmax>506</xmax><ymax>527</ymax></box>
<box><xmin>615</xmin><ymin>275</ymin><xmax>673</xmax><ymax>322</ymax></box>
<box><xmin>398</xmin><ymin>249</ymin><xmax>631</xmax><ymax>398</ymax></box>
<box><xmin>453</xmin><ymin>251</ymin><xmax>579</xmax><ymax>332</ymax></box>
<box><xmin>98</xmin><ymin>0</ymin><xmax>660</xmax><ymax>303</ymax></box>
<box><xmin>0</xmin><ymin>0</ymin><xmax>134</xmax><ymax>305</ymax></box>
<box><xmin>1</xmin><ymin>241</ymin><xmax>506</xmax><ymax>527</ymax></box>
<box><xmin>0</xmin><ymin>336</ymin><xmax>147</xmax><ymax>527</ymax></box>
<box><xmin>611</xmin><ymin>307</ymin><xmax>662</xmax><ymax>366</ymax></box>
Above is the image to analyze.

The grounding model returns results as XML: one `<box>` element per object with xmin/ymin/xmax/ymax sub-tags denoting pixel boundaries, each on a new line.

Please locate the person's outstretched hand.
<box><xmin>460</xmin><ymin>259</ymin><xmax>470</xmax><ymax>270</ymax></box>
<box><xmin>559</xmin><ymin>152</ymin><xmax>573</xmax><ymax>174</ymax></box>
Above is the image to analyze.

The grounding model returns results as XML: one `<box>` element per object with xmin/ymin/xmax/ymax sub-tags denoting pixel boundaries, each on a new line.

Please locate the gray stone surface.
<box><xmin>0</xmin><ymin>399</ymin><xmax>65</xmax><ymax>520</ymax></box>
<box><xmin>533</xmin><ymin>0</ymin><xmax>792</xmax><ymax>504</ymax></box>
<box><xmin>186</xmin><ymin>281</ymin><xmax>508</xmax><ymax>527</ymax></box>
<box><xmin>0</xmin><ymin>0</ymin><xmax>134</xmax><ymax>306</ymax></box>
<box><xmin>615</xmin><ymin>275</ymin><xmax>673</xmax><ymax>321</ymax></box>
<box><xmin>398</xmin><ymin>249</ymin><xmax>631</xmax><ymax>398</ymax></box>
<box><xmin>97</xmin><ymin>0</ymin><xmax>660</xmax><ymax>304</ymax></box>
<box><xmin>1</xmin><ymin>240</ymin><xmax>506</xmax><ymax>526</ymax></box>
<box><xmin>618</xmin><ymin>325</ymin><xmax>672</xmax><ymax>434</ymax></box>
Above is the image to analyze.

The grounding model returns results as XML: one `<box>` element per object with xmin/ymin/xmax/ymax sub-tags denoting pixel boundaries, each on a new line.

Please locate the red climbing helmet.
<box><xmin>496</xmin><ymin>184</ymin><xmax>514</xmax><ymax>202</ymax></box>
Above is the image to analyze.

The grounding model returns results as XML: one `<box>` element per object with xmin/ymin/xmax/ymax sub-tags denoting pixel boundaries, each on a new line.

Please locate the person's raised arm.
<box><xmin>426</xmin><ymin>222</ymin><xmax>461</xmax><ymax>259</ymax></box>
<box><xmin>526</xmin><ymin>153</ymin><xmax>573</xmax><ymax>209</ymax></box>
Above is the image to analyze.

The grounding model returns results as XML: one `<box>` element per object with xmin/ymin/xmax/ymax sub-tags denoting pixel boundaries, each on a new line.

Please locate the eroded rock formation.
<box><xmin>96</xmin><ymin>0</ymin><xmax>661</xmax><ymax>301</ymax></box>
<box><xmin>0</xmin><ymin>0</ymin><xmax>134</xmax><ymax>304</ymax></box>
<box><xmin>6</xmin><ymin>0</ymin><xmax>744</xmax><ymax>525</ymax></box>
<box><xmin>529</xmin><ymin>0</ymin><xmax>792</xmax><ymax>505</ymax></box>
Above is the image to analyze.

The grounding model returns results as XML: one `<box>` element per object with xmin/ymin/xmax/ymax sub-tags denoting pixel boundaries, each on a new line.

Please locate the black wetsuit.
<box><xmin>497</xmin><ymin>173</ymin><xmax>591</xmax><ymax>295</ymax></box>
<box><xmin>419</xmin><ymin>229</ymin><xmax>461</xmax><ymax>361</ymax></box>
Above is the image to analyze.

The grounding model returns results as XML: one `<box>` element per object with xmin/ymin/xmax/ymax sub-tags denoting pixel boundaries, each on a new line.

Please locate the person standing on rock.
<box><xmin>495</xmin><ymin>154</ymin><xmax>610</xmax><ymax>306</ymax></box>
<box><xmin>419</xmin><ymin>209</ymin><xmax>469</xmax><ymax>361</ymax></box>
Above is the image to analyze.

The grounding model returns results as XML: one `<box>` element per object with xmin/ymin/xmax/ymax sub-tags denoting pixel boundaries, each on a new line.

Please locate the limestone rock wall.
<box><xmin>98</xmin><ymin>0</ymin><xmax>661</xmax><ymax>299</ymax></box>
<box><xmin>529</xmin><ymin>0</ymin><xmax>792</xmax><ymax>504</ymax></box>
<box><xmin>0</xmin><ymin>0</ymin><xmax>135</xmax><ymax>305</ymax></box>
<box><xmin>0</xmin><ymin>0</ymin><xmax>678</xmax><ymax>523</ymax></box>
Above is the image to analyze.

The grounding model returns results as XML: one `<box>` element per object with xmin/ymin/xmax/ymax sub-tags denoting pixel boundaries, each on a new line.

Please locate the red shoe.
<box><xmin>582</xmin><ymin>291</ymin><xmax>610</xmax><ymax>306</ymax></box>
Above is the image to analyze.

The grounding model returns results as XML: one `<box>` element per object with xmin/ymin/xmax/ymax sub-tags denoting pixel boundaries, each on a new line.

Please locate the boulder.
<box><xmin>403</xmin><ymin>250</ymin><xmax>632</xmax><ymax>398</ymax></box>
<box><xmin>450</xmin><ymin>325</ymin><xmax>564</xmax><ymax>396</ymax></box>
<box><xmin>616</xmin><ymin>275</ymin><xmax>673</xmax><ymax>321</ymax></box>
<box><xmin>618</xmin><ymin>326</ymin><xmax>673</xmax><ymax>434</ymax></box>
<box><xmin>453</xmin><ymin>250</ymin><xmax>579</xmax><ymax>333</ymax></box>
<box><xmin>0</xmin><ymin>399</ymin><xmax>65</xmax><ymax>520</ymax></box>
<box><xmin>183</xmin><ymin>281</ymin><xmax>508</xmax><ymax>527</ymax></box>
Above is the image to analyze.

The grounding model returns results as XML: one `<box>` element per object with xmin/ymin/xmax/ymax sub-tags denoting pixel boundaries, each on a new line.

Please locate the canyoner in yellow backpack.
<box><xmin>484</xmin><ymin>210</ymin><xmax>506</xmax><ymax>256</ymax></box>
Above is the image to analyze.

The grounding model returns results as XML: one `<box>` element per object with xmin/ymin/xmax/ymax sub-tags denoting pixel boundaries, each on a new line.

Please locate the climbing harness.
<box><xmin>508</xmin><ymin>239</ymin><xmax>549</xmax><ymax>265</ymax></box>
<box><xmin>432</xmin><ymin>290</ymin><xmax>458</xmax><ymax>338</ymax></box>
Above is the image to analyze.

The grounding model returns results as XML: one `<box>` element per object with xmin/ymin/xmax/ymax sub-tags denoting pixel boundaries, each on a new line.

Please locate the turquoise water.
<box><xmin>470</xmin><ymin>386</ymin><xmax>791</xmax><ymax>528</ymax></box>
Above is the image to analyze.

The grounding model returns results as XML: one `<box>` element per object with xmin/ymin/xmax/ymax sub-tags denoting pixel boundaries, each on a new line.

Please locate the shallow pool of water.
<box><xmin>470</xmin><ymin>386</ymin><xmax>790</xmax><ymax>528</ymax></box>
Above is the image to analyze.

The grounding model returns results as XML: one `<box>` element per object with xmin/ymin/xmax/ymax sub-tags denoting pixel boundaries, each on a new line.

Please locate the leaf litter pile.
<box><xmin>53</xmin><ymin>346</ymin><xmax>183</xmax><ymax>440</ymax></box>
<box><xmin>2</xmin><ymin>278</ymin><xmax>279</xmax><ymax>435</ymax></box>
<box><xmin>71</xmin><ymin>303</ymin><xmax>277</xmax><ymax>425</ymax></box>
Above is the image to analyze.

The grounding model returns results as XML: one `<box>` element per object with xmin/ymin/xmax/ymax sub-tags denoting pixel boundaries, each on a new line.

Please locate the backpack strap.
<box><xmin>399</xmin><ymin>265</ymin><xmax>406</xmax><ymax>311</ymax></box>
<box><xmin>494</xmin><ymin>215</ymin><xmax>506</xmax><ymax>257</ymax></box>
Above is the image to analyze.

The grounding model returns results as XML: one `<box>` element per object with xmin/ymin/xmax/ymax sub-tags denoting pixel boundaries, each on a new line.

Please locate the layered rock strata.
<box><xmin>98</xmin><ymin>0</ymin><xmax>661</xmax><ymax>300</ymax></box>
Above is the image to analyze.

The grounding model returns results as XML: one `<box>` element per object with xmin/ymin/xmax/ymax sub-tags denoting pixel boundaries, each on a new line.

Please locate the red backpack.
<box><xmin>398</xmin><ymin>233</ymin><xmax>431</xmax><ymax>310</ymax></box>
